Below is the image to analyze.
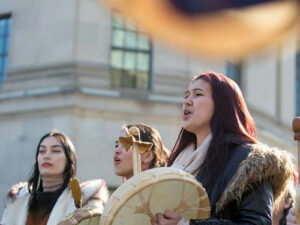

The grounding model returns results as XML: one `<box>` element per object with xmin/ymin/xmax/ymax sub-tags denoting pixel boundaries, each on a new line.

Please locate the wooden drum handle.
<box><xmin>293</xmin><ymin>117</ymin><xmax>300</xmax><ymax>184</ymax></box>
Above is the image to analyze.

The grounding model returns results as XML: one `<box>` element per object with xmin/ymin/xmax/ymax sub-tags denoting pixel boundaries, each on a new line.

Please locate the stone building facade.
<box><xmin>0</xmin><ymin>0</ymin><xmax>298</xmax><ymax>214</ymax></box>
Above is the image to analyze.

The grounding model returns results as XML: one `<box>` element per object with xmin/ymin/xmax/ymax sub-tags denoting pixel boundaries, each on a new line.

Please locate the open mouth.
<box><xmin>114</xmin><ymin>157</ymin><xmax>121</xmax><ymax>164</ymax></box>
<box><xmin>183</xmin><ymin>109</ymin><xmax>192</xmax><ymax>116</ymax></box>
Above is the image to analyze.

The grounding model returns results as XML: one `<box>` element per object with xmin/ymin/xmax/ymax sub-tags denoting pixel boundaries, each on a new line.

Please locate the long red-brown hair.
<box><xmin>168</xmin><ymin>72</ymin><xmax>257</xmax><ymax>187</ymax></box>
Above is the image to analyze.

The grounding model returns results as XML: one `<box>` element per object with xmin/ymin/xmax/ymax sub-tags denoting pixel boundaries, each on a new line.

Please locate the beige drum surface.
<box><xmin>59</xmin><ymin>207</ymin><xmax>101</xmax><ymax>225</ymax></box>
<box><xmin>296</xmin><ymin>190</ymin><xmax>300</xmax><ymax>224</ymax></box>
<box><xmin>78</xmin><ymin>216</ymin><xmax>100</xmax><ymax>225</ymax></box>
<box><xmin>100</xmin><ymin>167</ymin><xmax>210</xmax><ymax>225</ymax></box>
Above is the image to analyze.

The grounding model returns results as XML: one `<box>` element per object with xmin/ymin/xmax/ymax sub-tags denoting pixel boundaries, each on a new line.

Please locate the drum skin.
<box><xmin>296</xmin><ymin>190</ymin><xmax>300</xmax><ymax>224</ymax></box>
<box><xmin>100</xmin><ymin>167</ymin><xmax>210</xmax><ymax>225</ymax></box>
<box><xmin>58</xmin><ymin>207</ymin><xmax>101</xmax><ymax>225</ymax></box>
<box><xmin>78</xmin><ymin>216</ymin><xmax>100</xmax><ymax>225</ymax></box>
<box><xmin>98</xmin><ymin>0</ymin><xmax>300</xmax><ymax>59</ymax></box>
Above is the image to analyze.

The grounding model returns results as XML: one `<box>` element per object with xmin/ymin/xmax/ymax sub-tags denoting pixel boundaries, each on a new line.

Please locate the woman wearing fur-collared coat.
<box><xmin>1</xmin><ymin>179</ymin><xmax>108</xmax><ymax>225</ymax></box>
<box><xmin>151</xmin><ymin>72</ymin><xmax>294</xmax><ymax>225</ymax></box>
<box><xmin>190</xmin><ymin>143</ymin><xmax>293</xmax><ymax>225</ymax></box>
<box><xmin>0</xmin><ymin>131</ymin><xmax>108</xmax><ymax>225</ymax></box>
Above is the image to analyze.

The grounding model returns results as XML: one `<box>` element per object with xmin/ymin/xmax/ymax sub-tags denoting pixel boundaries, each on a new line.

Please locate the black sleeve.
<box><xmin>190</xmin><ymin>183</ymin><xmax>273</xmax><ymax>225</ymax></box>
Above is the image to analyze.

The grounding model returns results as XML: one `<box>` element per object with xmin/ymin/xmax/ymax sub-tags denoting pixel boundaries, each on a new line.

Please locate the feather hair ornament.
<box><xmin>70</xmin><ymin>178</ymin><xmax>82</xmax><ymax>208</ymax></box>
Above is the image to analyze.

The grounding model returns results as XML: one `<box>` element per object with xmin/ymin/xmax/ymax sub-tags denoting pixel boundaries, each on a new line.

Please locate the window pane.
<box><xmin>124</xmin><ymin>52</ymin><xmax>135</xmax><ymax>70</ymax></box>
<box><xmin>121</xmin><ymin>70</ymin><xmax>136</xmax><ymax>88</ymax></box>
<box><xmin>0</xmin><ymin>37</ymin><xmax>3</xmax><ymax>54</ymax></box>
<box><xmin>226</xmin><ymin>63</ymin><xmax>241</xmax><ymax>85</ymax></box>
<box><xmin>6</xmin><ymin>18</ymin><xmax>11</xmax><ymax>35</ymax></box>
<box><xmin>0</xmin><ymin>17</ymin><xmax>10</xmax><ymax>88</ymax></box>
<box><xmin>3</xmin><ymin>56</ymin><xmax>7</xmax><ymax>76</ymax></box>
<box><xmin>3</xmin><ymin>19</ymin><xmax>9</xmax><ymax>36</ymax></box>
<box><xmin>226</xmin><ymin>64</ymin><xmax>235</xmax><ymax>80</ymax></box>
<box><xmin>111</xmin><ymin>69</ymin><xmax>122</xmax><ymax>88</ymax></box>
<box><xmin>112</xmin><ymin>29</ymin><xmax>124</xmax><ymax>47</ymax></box>
<box><xmin>111</xmin><ymin>50</ymin><xmax>123</xmax><ymax>69</ymax></box>
<box><xmin>136</xmin><ymin>72</ymin><xmax>148</xmax><ymax>90</ymax></box>
<box><xmin>3</xmin><ymin>36</ymin><xmax>9</xmax><ymax>53</ymax></box>
<box><xmin>137</xmin><ymin>53</ymin><xmax>149</xmax><ymax>71</ymax></box>
<box><xmin>125</xmin><ymin>31</ymin><xmax>136</xmax><ymax>49</ymax></box>
<box><xmin>137</xmin><ymin>34</ymin><xmax>150</xmax><ymax>50</ymax></box>
<box><xmin>112</xmin><ymin>15</ymin><xmax>124</xmax><ymax>29</ymax></box>
<box><xmin>110</xmin><ymin>13</ymin><xmax>151</xmax><ymax>90</ymax></box>
<box><xmin>0</xmin><ymin>20</ymin><xmax>5</xmax><ymax>36</ymax></box>
<box><xmin>124</xmin><ymin>20</ymin><xmax>136</xmax><ymax>31</ymax></box>
<box><xmin>0</xmin><ymin>57</ymin><xmax>3</xmax><ymax>76</ymax></box>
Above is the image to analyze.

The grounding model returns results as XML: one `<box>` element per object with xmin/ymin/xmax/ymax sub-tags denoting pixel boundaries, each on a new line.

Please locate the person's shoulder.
<box><xmin>232</xmin><ymin>142</ymin><xmax>252</xmax><ymax>153</ymax></box>
<box><xmin>216</xmin><ymin>142</ymin><xmax>294</xmax><ymax>213</ymax></box>
<box><xmin>235</xmin><ymin>142</ymin><xmax>294</xmax><ymax>201</ymax></box>
<box><xmin>80</xmin><ymin>179</ymin><xmax>107</xmax><ymax>194</ymax></box>
<box><xmin>246</xmin><ymin>142</ymin><xmax>294</xmax><ymax>164</ymax></box>
<box><xmin>228</xmin><ymin>143</ymin><xmax>252</xmax><ymax>163</ymax></box>
<box><xmin>80</xmin><ymin>179</ymin><xmax>109</xmax><ymax>204</ymax></box>
<box><xmin>231</xmin><ymin>142</ymin><xmax>294</xmax><ymax>176</ymax></box>
<box><xmin>229</xmin><ymin>142</ymin><xmax>285</xmax><ymax>161</ymax></box>
<box><xmin>6</xmin><ymin>182</ymin><xmax>29</xmax><ymax>203</ymax></box>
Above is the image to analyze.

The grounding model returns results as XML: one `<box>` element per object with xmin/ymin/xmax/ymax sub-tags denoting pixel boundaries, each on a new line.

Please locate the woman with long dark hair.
<box><xmin>152</xmin><ymin>72</ymin><xmax>294</xmax><ymax>225</ymax></box>
<box><xmin>1</xmin><ymin>131</ymin><xmax>108</xmax><ymax>225</ymax></box>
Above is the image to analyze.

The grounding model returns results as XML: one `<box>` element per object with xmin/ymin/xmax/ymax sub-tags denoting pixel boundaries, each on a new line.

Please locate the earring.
<box><xmin>122</xmin><ymin>176</ymin><xmax>126</xmax><ymax>183</ymax></box>
<box><xmin>37</xmin><ymin>174</ymin><xmax>41</xmax><ymax>190</ymax></box>
<box><xmin>142</xmin><ymin>164</ymin><xmax>147</xmax><ymax>172</ymax></box>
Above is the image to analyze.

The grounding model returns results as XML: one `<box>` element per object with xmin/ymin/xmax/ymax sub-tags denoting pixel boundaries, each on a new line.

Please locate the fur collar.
<box><xmin>1</xmin><ymin>179</ymin><xmax>108</xmax><ymax>225</ymax></box>
<box><xmin>215</xmin><ymin>143</ymin><xmax>294</xmax><ymax>213</ymax></box>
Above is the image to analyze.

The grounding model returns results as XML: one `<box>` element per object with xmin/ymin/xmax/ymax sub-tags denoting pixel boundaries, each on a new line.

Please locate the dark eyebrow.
<box><xmin>192</xmin><ymin>88</ymin><xmax>204</xmax><ymax>92</ymax></box>
<box><xmin>39</xmin><ymin>144</ymin><xmax>62</xmax><ymax>148</ymax></box>
<box><xmin>185</xmin><ymin>88</ymin><xmax>204</xmax><ymax>95</ymax></box>
<box><xmin>51</xmin><ymin>145</ymin><xmax>62</xmax><ymax>148</ymax></box>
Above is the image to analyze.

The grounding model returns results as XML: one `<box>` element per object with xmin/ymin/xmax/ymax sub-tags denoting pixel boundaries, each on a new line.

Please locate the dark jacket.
<box><xmin>190</xmin><ymin>143</ymin><xmax>294</xmax><ymax>225</ymax></box>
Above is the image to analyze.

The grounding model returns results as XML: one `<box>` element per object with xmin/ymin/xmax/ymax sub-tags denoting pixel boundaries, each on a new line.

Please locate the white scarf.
<box><xmin>171</xmin><ymin>133</ymin><xmax>212</xmax><ymax>176</ymax></box>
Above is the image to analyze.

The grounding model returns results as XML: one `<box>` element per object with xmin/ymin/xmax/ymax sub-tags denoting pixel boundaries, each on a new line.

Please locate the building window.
<box><xmin>226</xmin><ymin>62</ymin><xmax>242</xmax><ymax>86</ymax></box>
<box><xmin>296</xmin><ymin>51</ymin><xmax>300</xmax><ymax>116</ymax></box>
<box><xmin>110</xmin><ymin>14</ymin><xmax>152</xmax><ymax>90</ymax></box>
<box><xmin>0</xmin><ymin>15</ymin><xmax>11</xmax><ymax>87</ymax></box>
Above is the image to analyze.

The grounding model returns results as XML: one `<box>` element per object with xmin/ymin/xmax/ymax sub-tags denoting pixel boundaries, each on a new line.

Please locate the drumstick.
<box><xmin>292</xmin><ymin>117</ymin><xmax>300</xmax><ymax>224</ymax></box>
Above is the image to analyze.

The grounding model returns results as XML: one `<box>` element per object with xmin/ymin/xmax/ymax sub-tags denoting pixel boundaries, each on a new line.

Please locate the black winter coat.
<box><xmin>190</xmin><ymin>143</ymin><xmax>292</xmax><ymax>225</ymax></box>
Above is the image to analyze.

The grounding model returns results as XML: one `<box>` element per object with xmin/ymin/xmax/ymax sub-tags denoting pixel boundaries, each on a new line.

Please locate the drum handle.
<box><xmin>132</xmin><ymin>142</ymin><xmax>142</xmax><ymax>175</ymax></box>
<box><xmin>293</xmin><ymin>117</ymin><xmax>300</xmax><ymax>184</ymax></box>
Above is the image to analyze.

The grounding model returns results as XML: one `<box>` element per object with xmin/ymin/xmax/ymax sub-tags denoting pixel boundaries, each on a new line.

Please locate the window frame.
<box><xmin>110</xmin><ymin>13</ymin><xmax>152</xmax><ymax>91</ymax></box>
<box><xmin>0</xmin><ymin>14</ymin><xmax>11</xmax><ymax>88</ymax></box>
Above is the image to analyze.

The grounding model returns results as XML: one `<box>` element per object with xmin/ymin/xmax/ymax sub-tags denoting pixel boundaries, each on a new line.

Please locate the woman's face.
<box><xmin>37</xmin><ymin>136</ymin><xmax>67</xmax><ymax>177</ymax></box>
<box><xmin>113</xmin><ymin>130</ymin><xmax>134</xmax><ymax>179</ymax></box>
<box><xmin>182</xmin><ymin>78</ymin><xmax>214</xmax><ymax>135</ymax></box>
